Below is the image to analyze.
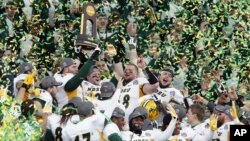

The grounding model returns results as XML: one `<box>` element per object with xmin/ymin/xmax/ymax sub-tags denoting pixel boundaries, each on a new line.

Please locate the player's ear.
<box><xmin>158</xmin><ymin>73</ymin><xmax>161</xmax><ymax>79</ymax></box>
<box><xmin>86</xmin><ymin>75</ymin><xmax>91</xmax><ymax>81</ymax></box>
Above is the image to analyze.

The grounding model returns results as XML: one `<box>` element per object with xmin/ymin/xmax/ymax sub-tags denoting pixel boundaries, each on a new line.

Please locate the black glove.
<box><xmin>113</xmin><ymin>55</ymin><xmax>121</xmax><ymax>63</ymax></box>
<box><xmin>90</xmin><ymin>49</ymin><xmax>101</xmax><ymax>61</ymax></box>
<box><xmin>21</xmin><ymin>83</ymin><xmax>30</xmax><ymax>90</ymax></box>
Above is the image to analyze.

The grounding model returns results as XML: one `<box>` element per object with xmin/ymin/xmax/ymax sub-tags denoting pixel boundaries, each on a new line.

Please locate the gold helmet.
<box><xmin>140</xmin><ymin>99</ymin><xmax>160</xmax><ymax>121</ymax></box>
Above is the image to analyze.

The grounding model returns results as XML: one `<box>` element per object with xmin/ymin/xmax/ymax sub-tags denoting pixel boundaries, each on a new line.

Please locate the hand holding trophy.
<box><xmin>105</xmin><ymin>44</ymin><xmax>117</xmax><ymax>57</ymax></box>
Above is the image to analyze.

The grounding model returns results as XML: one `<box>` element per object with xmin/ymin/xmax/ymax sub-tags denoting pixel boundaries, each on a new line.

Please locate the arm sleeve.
<box><xmin>155</xmin><ymin>118</ymin><xmax>177</xmax><ymax>141</ymax></box>
<box><xmin>108</xmin><ymin>133</ymin><xmax>123</xmax><ymax>141</ymax></box>
<box><xmin>184</xmin><ymin>97</ymin><xmax>190</xmax><ymax>109</ymax></box>
<box><xmin>143</xmin><ymin>67</ymin><xmax>158</xmax><ymax>84</ymax></box>
<box><xmin>103</xmin><ymin>123</ymin><xmax>122</xmax><ymax>140</ymax></box>
<box><xmin>64</xmin><ymin>60</ymin><xmax>94</xmax><ymax>92</ymax></box>
<box><xmin>110</xmin><ymin>76</ymin><xmax>118</xmax><ymax>87</ymax></box>
<box><xmin>97</xmin><ymin>113</ymin><xmax>122</xmax><ymax>141</ymax></box>
<box><xmin>44</xmin><ymin>129</ymin><xmax>55</xmax><ymax>141</ymax></box>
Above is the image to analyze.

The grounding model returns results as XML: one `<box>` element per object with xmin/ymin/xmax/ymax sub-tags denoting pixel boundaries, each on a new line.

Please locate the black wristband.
<box><xmin>113</xmin><ymin>55</ymin><xmax>120</xmax><ymax>63</ymax></box>
<box><xmin>184</xmin><ymin>97</ymin><xmax>189</xmax><ymax>110</ymax></box>
<box><xmin>143</xmin><ymin>67</ymin><xmax>158</xmax><ymax>84</ymax></box>
<box><xmin>90</xmin><ymin>50</ymin><xmax>100</xmax><ymax>61</ymax></box>
<box><xmin>21</xmin><ymin>83</ymin><xmax>29</xmax><ymax>89</ymax></box>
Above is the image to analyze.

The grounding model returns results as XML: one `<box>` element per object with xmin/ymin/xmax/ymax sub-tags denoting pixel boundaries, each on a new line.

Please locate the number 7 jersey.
<box><xmin>119</xmin><ymin>77</ymin><xmax>149</xmax><ymax>122</ymax></box>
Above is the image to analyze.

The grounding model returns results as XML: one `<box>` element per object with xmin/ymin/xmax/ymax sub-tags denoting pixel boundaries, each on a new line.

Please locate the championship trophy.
<box><xmin>75</xmin><ymin>3</ymin><xmax>99</xmax><ymax>53</ymax></box>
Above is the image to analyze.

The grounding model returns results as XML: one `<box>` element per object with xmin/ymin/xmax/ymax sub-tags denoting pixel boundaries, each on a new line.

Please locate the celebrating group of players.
<box><xmin>7</xmin><ymin>45</ymin><xmax>245</xmax><ymax>141</ymax></box>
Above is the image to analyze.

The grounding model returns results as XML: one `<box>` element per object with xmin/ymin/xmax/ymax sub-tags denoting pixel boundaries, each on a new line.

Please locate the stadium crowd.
<box><xmin>0</xmin><ymin>0</ymin><xmax>249</xmax><ymax>140</ymax></box>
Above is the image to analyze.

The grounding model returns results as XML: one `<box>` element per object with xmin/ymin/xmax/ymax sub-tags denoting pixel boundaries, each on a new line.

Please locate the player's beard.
<box><xmin>159</xmin><ymin>81</ymin><xmax>170</xmax><ymax>88</ymax></box>
<box><xmin>123</xmin><ymin>78</ymin><xmax>132</xmax><ymax>86</ymax></box>
<box><xmin>129</xmin><ymin>121</ymin><xmax>142</xmax><ymax>135</ymax></box>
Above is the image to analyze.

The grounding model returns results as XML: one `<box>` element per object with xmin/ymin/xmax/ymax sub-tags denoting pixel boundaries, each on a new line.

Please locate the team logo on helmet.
<box><xmin>140</xmin><ymin>99</ymin><xmax>160</xmax><ymax>121</ymax></box>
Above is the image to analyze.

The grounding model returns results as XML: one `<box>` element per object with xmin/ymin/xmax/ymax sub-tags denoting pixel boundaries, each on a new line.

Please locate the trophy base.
<box><xmin>75</xmin><ymin>41</ymin><xmax>99</xmax><ymax>50</ymax></box>
<box><xmin>75</xmin><ymin>35</ymin><xmax>99</xmax><ymax>50</ymax></box>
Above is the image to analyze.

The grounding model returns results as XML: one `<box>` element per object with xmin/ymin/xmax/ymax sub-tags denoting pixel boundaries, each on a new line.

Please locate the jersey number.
<box><xmin>122</xmin><ymin>94</ymin><xmax>130</xmax><ymax>108</ymax></box>
<box><xmin>95</xmin><ymin>93</ymin><xmax>101</xmax><ymax>100</ymax></box>
<box><xmin>55</xmin><ymin>127</ymin><xmax>63</xmax><ymax>141</ymax></box>
<box><xmin>75</xmin><ymin>132</ymin><xmax>90</xmax><ymax>141</ymax></box>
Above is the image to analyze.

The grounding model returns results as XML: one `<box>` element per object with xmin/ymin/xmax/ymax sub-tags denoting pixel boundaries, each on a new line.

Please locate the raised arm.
<box><xmin>127</xmin><ymin>38</ymin><xmax>138</xmax><ymax>65</ymax></box>
<box><xmin>137</xmin><ymin>57</ymin><xmax>159</xmax><ymax>94</ymax></box>
<box><xmin>16</xmin><ymin>72</ymin><xmax>35</xmax><ymax>102</ymax></box>
<box><xmin>155</xmin><ymin>104</ymin><xmax>178</xmax><ymax>141</ymax></box>
<box><xmin>64</xmin><ymin>49</ymin><xmax>100</xmax><ymax>92</ymax></box>
<box><xmin>113</xmin><ymin>51</ymin><xmax>124</xmax><ymax>80</ymax></box>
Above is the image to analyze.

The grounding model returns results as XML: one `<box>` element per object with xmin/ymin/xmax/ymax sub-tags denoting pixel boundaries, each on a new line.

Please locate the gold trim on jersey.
<box><xmin>99</xmin><ymin>131</ymin><xmax>105</xmax><ymax>141</ymax></box>
<box><xmin>88</xmin><ymin>91</ymin><xmax>95</xmax><ymax>102</ymax></box>
<box><xmin>139</xmin><ymin>84</ymin><xmax>145</xmax><ymax>98</ymax></box>
<box><xmin>67</xmin><ymin>89</ymin><xmax>77</xmax><ymax>99</ymax></box>
<box><xmin>81</xmin><ymin>84</ymin><xmax>85</xmax><ymax>100</ymax></box>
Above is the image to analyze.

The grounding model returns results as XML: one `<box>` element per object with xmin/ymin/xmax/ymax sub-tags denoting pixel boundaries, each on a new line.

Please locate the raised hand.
<box><xmin>74</xmin><ymin>45</ymin><xmax>81</xmax><ymax>53</ymax></box>
<box><xmin>230</xmin><ymin>101</ymin><xmax>240</xmax><ymax>123</ymax></box>
<box><xmin>182</xmin><ymin>87</ymin><xmax>189</xmax><ymax>98</ymax></box>
<box><xmin>166</xmin><ymin>104</ymin><xmax>177</xmax><ymax>119</ymax></box>
<box><xmin>106</xmin><ymin>44</ymin><xmax>117</xmax><ymax>57</ymax></box>
<box><xmin>128</xmin><ymin>37</ymin><xmax>137</xmax><ymax>49</ymax></box>
<box><xmin>95</xmin><ymin>45</ymin><xmax>101</xmax><ymax>52</ymax></box>
<box><xmin>127</xmin><ymin>22</ymin><xmax>137</xmax><ymax>37</ymax></box>
<box><xmin>201</xmin><ymin>77</ymin><xmax>210</xmax><ymax>91</ymax></box>
<box><xmin>90</xmin><ymin>46</ymin><xmax>101</xmax><ymax>61</ymax></box>
<box><xmin>209</xmin><ymin>114</ymin><xmax>218</xmax><ymax>132</ymax></box>
<box><xmin>211</xmin><ymin>70</ymin><xmax>221</xmax><ymax>82</ymax></box>
<box><xmin>228</xmin><ymin>86</ymin><xmax>238</xmax><ymax>100</ymax></box>
<box><xmin>137</xmin><ymin>57</ymin><xmax>146</xmax><ymax>69</ymax></box>
<box><xmin>179</xmin><ymin>57</ymin><xmax>188</xmax><ymax>71</ymax></box>
<box><xmin>153</xmin><ymin>50</ymin><xmax>161</xmax><ymax>59</ymax></box>
<box><xmin>192</xmin><ymin>94</ymin><xmax>203</xmax><ymax>103</ymax></box>
<box><xmin>70</xmin><ymin>0</ymin><xmax>79</xmax><ymax>14</ymax></box>
<box><xmin>23</xmin><ymin>72</ymin><xmax>36</xmax><ymax>86</ymax></box>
